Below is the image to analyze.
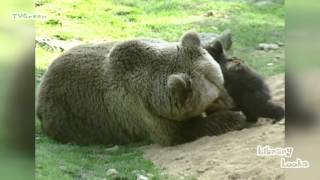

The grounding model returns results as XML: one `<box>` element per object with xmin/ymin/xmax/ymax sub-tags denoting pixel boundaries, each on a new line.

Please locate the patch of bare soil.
<box><xmin>144</xmin><ymin>74</ymin><xmax>285</xmax><ymax>180</ymax></box>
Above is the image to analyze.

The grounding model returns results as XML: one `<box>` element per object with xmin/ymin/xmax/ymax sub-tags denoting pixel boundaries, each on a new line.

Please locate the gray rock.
<box><xmin>257</xmin><ymin>43</ymin><xmax>279</xmax><ymax>51</ymax></box>
<box><xmin>255</xmin><ymin>1</ymin><xmax>273</xmax><ymax>7</ymax></box>
<box><xmin>204</xmin><ymin>10</ymin><xmax>215</xmax><ymax>17</ymax></box>
<box><xmin>132</xmin><ymin>169</ymin><xmax>146</xmax><ymax>175</ymax></box>
<box><xmin>146</xmin><ymin>173</ymin><xmax>154</xmax><ymax>179</ymax></box>
<box><xmin>174</xmin><ymin>155</ymin><xmax>184</xmax><ymax>160</ymax></box>
<box><xmin>196</xmin><ymin>166</ymin><xmax>211</xmax><ymax>174</ymax></box>
<box><xmin>276</xmin><ymin>41</ymin><xmax>285</xmax><ymax>47</ymax></box>
<box><xmin>105</xmin><ymin>145</ymin><xmax>119</xmax><ymax>152</ymax></box>
<box><xmin>106</xmin><ymin>168</ymin><xmax>119</xmax><ymax>177</ymax></box>
<box><xmin>136</xmin><ymin>174</ymin><xmax>149</xmax><ymax>180</ymax></box>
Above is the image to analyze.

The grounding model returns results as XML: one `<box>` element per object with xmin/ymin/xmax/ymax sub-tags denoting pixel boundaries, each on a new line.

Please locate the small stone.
<box><xmin>277</xmin><ymin>119</ymin><xmax>285</xmax><ymax>125</ymax></box>
<box><xmin>146</xmin><ymin>173</ymin><xmax>154</xmax><ymax>178</ymax></box>
<box><xmin>35</xmin><ymin>2</ymin><xmax>44</xmax><ymax>7</ymax></box>
<box><xmin>276</xmin><ymin>173</ymin><xmax>284</xmax><ymax>180</ymax></box>
<box><xmin>106</xmin><ymin>145</ymin><xmax>119</xmax><ymax>152</ymax></box>
<box><xmin>197</xmin><ymin>169</ymin><xmax>205</xmax><ymax>173</ymax></box>
<box><xmin>257</xmin><ymin>43</ymin><xmax>279</xmax><ymax>51</ymax></box>
<box><xmin>136</xmin><ymin>174</ymin><xmax>149</xmax><ymax>180</ymax></box>
<box><xmin>106</xmin><ymin>168</ymin><xmax>119</xmax><ymax>177</ymax></box>
<box><xmin>276</xmin><ymin>41</ymin><xmax>285</xmax><ymax>47</ymax></box>
<box><xmin>132</xmin><ymin>169</ymin><xmax>146</xmax><ymax>175</ymax></box>
<box><xmin>267</xmin><ymin>63</ymin><xmax>274</xmax><ymax>66</ymax></box>
<box><xmin>196</xmin><ymin>167</ymin><xmax>210</xmax><ymax>174</ymax></box>
<box><xmin>174</xmin><ymin>155</ymin><xmax>184</xmax><ymax>160</ymax></box>
<box><xmin>228</xmin><ymin>173</ymin><xmax>241</xmax><ymax>180</ymax></box>
<box><xmin>205</xmin><ymin>11</ymin><xmax>215</xmax><ymax>17</ymax></box>
<box><xmin>255</xmin><ymin>1</ymin><xmax>273</xmax><ymax>7</ymax></box>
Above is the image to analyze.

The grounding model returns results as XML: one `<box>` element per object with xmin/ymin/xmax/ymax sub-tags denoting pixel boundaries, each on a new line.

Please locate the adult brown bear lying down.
<box><xmin>36</xmin><ymin>32</ymin><xmax>246</xmax><ymax>146</ymax></box>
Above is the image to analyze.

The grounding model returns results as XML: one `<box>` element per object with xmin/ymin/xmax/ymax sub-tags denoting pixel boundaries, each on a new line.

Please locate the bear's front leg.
<box><xmin>190</xmin><ymin>110</ymin><xmax>247</xmax><ymax>138</ymax></box>
<box><xmin>149</xmin><ymin>111</ymin><xmax>247</xmax><ymax>146</ymax></box>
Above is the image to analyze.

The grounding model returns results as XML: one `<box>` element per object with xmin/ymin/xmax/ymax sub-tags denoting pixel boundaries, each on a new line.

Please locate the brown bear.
<box><xmin>36</xmin><ymin>32</ymin><xmax>245</xmax><ymax>146</ymax></box>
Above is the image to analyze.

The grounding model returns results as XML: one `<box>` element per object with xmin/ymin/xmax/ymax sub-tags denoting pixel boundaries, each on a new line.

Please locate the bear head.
<box><xmin>108</xmin><ymin>31</ymin><xmax>225</xmax><ymax>121</ymax></box>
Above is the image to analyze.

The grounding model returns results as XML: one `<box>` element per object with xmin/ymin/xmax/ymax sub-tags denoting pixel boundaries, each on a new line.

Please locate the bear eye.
<box><xmin>200</xmin><ymin>50</ymin><xmax>207</xmax><ymax>56</ymax></box>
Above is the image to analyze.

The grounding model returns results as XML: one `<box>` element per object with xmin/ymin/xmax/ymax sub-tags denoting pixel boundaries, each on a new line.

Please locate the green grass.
<box><xmin>36</xmin><ymin>0</ymin><xmax>285</xmax><ymax>76</ymax></box>
<box><xmin>36</xmin><ymin>120</ymin><xmax>169</xmax><ymax>180</ymax></box>
<box><xmin>36</xmin><ymin>0</ymin><xmax>284</xmax><ymax>179</ymax></box>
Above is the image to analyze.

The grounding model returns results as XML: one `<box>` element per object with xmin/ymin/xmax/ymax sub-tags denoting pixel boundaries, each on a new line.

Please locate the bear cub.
<box><xmin>204</xmin><ymin>40</ymin><xmax>284</xmax><ymax>123</ymax></box>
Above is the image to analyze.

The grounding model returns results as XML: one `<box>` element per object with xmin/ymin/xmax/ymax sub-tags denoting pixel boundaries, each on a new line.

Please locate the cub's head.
<box><xmin>204</xmin><ymin>40</ymin><xmax>230</xmax><ymax>66</ymax></box>
<box><xmin>151</xmin><ymin>31</ymin><xmax>225</xmax><ymax>121</ymax></box>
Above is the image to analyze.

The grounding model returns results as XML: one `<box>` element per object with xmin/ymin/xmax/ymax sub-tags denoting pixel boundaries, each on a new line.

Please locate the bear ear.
<box><xmin>218</xmin><ymin>29</ymin><xmax>233</xmax><ymax>51</ymax></box>
<box><xmin>180</xmin><ymin>31</ymin><xmax>201</xmax><ymax>49</ymax></box>
<box><xmin>167</xmin><ymin>73</ymin><xmax>193</xmax><ymax>105</ymax></box>
<box><xmin>209</xmin><ymin>40</ymin><xmax>224</xmax><ymax>55</ymax></box>
<box><xmin>167</xmin><ymin>73</ymin><xmax>192</xmax><ymax>91</ymax></box>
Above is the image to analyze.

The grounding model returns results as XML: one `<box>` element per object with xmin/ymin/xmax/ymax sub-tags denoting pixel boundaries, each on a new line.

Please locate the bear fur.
<box><xmin>222</xmin><ymin>58</ymin><xmax>284</xmax><ymax>123</ymax></box>
<box><xmin>204</xmin><ymin>38</ymin><xmax>284</xmax><ymax>123</ymax></box>
<box><xmin>37</xmin><ymin>32</ymin><xmax>245</xmax><ymax>146</ymax></box>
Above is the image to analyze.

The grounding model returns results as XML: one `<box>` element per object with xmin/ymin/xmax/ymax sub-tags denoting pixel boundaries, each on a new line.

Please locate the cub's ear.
<box><xmin>180</xmin><ymin>31</ymin><xmax>201</xmax><ymax>49</ymax></box>
<box><xmin>218</xmin><ymin>29</ymin><xmax>233</xmax><ymax>51</ymax></box>
<box><xmin>207</xmin><ymin>40</ymin><xmax>223</xmax><ymax>55</ymax></box>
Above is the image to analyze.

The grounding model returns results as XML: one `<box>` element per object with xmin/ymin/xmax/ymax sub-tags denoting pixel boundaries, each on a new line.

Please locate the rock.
<box><xmin>277</xmin><ymin>119</ymin><xmax>285</xmax><ymax>125</ymax></box>
<box><xmin>136</xmin><ymin>174</ymin><xmax>149</xmax><ymax>180</ymax></box>
<box><xmin>132</xmin><ymin>169</ymin><xmax>146</xmax><ymax>175</ymax></box>
<box><xmin>255</xmin><ymin>1</ymin><xmax>273</xmax><ymax>7</ymax></box>
<box><xmin>275</xmin><ymin>55</ymin><xmax>281</xmax><ymax>60</ymax></box>
<box><xmin>196</xmin><ymin>167</ymin><xmax>211</xmax><ymax>174</ymax></box>
<box><xmin>205</xmin><ymin>11</ymin><xmax>215</xmax><ymax>17</ymax></box>
<box><xmin>228</xmin><ymin>173</ymin><xmax>241</xmax><ymax>180</ymax></box>
<box><xmin>35</xmin><ymin>1</ymin><xmax>45</xmax><ymax>7</ymax></box>
<box><xmin>174</xmin><ymin>155</ymin><xmax>184</xmax><ymax>160</ymax></box>
<box><xmin>257</xmin><ymin>43</ymin><xmax>279</xmax><ymax>51</ymax></box>
<box><xmin>105</xmin><ymin>145</ymin><xmax>119</xmax><ymax>152</ymax></box>
<box><xmin>106</xmin><ymin>168</ymin><xmax>119</xmax><ymax>177</ymax></box>
<box><xmin>276</xmin><ymin>41</ymin><xmax>285</xmax><ymax>47</ymax></box>
<box><xmin>146</xmin><ymin>173</ymin><xmax>154</xmax><ymax>179</ymax></box>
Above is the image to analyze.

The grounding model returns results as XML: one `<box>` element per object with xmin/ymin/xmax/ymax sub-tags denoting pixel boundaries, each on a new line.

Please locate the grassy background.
<box><xmin>35</xmin><ymin>0</ymin><xmax>284</xmax><ymax>179</ymax></box>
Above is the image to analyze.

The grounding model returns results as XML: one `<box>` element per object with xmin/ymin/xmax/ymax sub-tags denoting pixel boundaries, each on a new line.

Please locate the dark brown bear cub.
<box><xmin>223</xmin><ymin>57</ymin><xmax>284</xmax><ymax>123</ymax></box>
<box><xmin>204</xmin><ymin>40</ymin><xmax>284</xmax><ymax>123</ymax></box>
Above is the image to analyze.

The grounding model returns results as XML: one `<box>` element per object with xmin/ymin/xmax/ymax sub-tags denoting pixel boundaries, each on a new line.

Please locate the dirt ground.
<box><xmin>144</xmin><ymin>74</ymin><xmax>285</xmax><ymax>180</ymax></box>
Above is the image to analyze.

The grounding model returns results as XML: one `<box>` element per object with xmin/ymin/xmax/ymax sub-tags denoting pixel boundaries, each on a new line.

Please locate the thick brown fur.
<box><xmin>37</xmin><ymin>32</ymin><xmax>246</xmax><ymax>146</ymax></box>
